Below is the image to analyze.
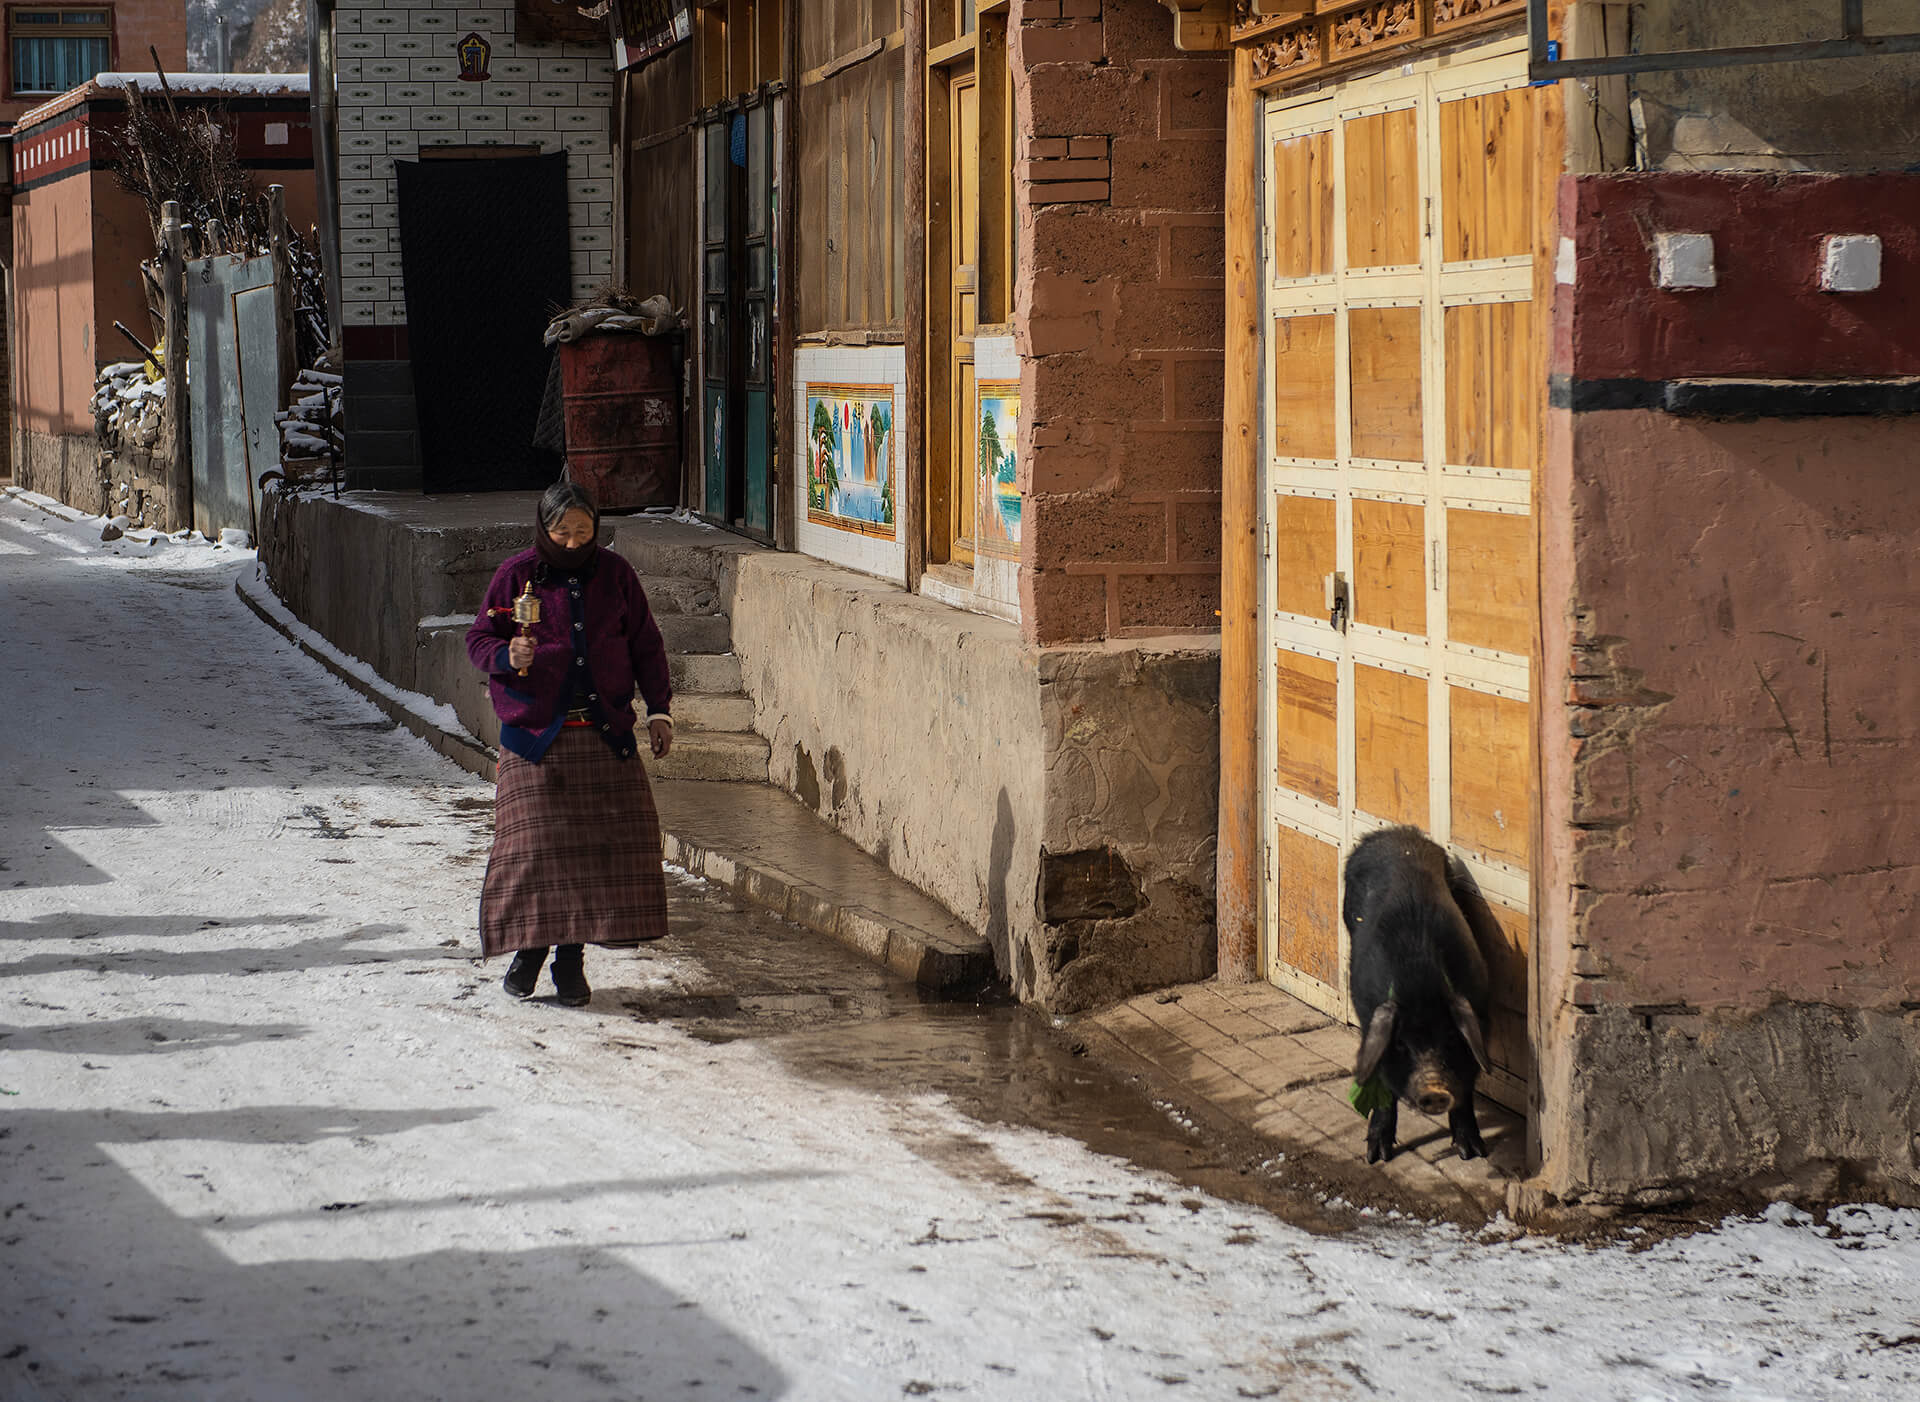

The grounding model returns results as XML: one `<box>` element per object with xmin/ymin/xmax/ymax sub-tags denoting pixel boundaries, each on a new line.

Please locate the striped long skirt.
<box><xmin>478</xmin><ymin>728</ymin><xmax>670</xmax><ymax>957</ymax></box>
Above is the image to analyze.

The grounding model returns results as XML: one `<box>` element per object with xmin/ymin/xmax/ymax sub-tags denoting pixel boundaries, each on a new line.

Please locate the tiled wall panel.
<box><xmin>334</xmin><ymin>0</ymin><xmax>614</xmax><ymax>331</ymax></box>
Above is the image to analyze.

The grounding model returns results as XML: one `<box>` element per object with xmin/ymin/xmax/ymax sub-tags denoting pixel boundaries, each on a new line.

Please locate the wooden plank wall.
<box><xmin>796</xmin><ymin>1</ymin><xmax>907</xmax><ymax>336</ymax></box>
<box><xmin>624</xmin><ymin>44</ymin><xmax>698</xmax><ymax>314</ymax></box>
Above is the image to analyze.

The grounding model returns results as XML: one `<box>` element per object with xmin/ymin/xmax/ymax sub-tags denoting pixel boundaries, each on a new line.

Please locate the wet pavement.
<box><xmin>625</xmin><ymin>873</ymin><xmax>1358</xmax><ymax>1238</ymax></box>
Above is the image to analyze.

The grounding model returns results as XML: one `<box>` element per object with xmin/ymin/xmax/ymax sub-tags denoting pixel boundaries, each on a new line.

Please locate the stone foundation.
<box><xmin>19</xmin><ymin>431</ymin><xmax>108</xmax><ymax>517</ymax></box>
<box><xmin>1543</xmin><ymin>1002</ymin><xmax>1920</xmax><ymax>1207</ymax></box>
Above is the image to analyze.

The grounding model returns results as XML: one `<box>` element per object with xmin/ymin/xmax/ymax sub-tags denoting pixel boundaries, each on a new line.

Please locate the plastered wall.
<box><xmin>1537</xmin><ymin>169</ymin><xmax>1920</xmax><ymax>1204</ymax></box>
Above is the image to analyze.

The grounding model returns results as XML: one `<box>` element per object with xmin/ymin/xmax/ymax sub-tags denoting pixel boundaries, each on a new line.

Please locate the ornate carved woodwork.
<box><xmin>1224</xmin><ymin>0</ymin><xmax>1525</xmax><ymax>88</ymax></box>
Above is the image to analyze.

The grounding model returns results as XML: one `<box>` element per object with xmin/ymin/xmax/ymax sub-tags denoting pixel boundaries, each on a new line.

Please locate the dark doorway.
<box><xmin>396</xmin><ymin>150</ymin><xmax>570</xmax><ymax>493</ymax></box>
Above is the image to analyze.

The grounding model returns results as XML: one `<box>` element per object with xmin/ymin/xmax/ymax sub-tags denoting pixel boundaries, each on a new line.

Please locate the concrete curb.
<box><xmin>234</xmin><ymin>574</ymin><xmax>997</xmax><ymax>997</ymax></box>
<box><xmin>657</xmin><ymin>832</ymin><xmax>998</xmax><ymax>995</ymax></box>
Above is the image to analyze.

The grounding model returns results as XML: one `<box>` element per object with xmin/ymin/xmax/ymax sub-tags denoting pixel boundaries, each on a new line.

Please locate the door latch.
<box><xmin>1324</xmin><ymin>571</ymin><xmax>1350</xmax><ymax>634</ymax></box>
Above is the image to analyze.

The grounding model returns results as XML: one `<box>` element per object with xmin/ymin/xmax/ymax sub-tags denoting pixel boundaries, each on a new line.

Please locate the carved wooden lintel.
<box><xmin>1232</xmin><ymin>0</ymin><xmax>1524</xmax><ymax>88</ymax></box>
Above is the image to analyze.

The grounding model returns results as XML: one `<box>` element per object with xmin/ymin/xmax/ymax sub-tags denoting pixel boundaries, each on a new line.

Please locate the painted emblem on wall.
<box><xmin>457</xmin><ymin>32</ymin><xmax>492</xmax><ymax>82</ymax></box>
<box><xmin>976</xmin><ymin>380</ymin><xmax>1020</xmax><ymax>557</ymax></box>
<box><xmin>806</xmin><ymin>384</ymin><xmax>895</xmax><ymax>539</ymax></box>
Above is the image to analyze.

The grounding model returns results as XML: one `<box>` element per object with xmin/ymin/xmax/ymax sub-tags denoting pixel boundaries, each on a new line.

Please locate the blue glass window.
<box><xmin>11</xmin><ymin>10</ymin><xmax>111</xmax><ymax>97</ymax></box>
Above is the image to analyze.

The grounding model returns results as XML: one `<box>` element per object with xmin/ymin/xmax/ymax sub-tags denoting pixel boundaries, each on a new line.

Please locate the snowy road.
<box><xmin>3</xmin><ymin>489</ymin><xmax>1918</xmax><ymax>1402</ymax></box>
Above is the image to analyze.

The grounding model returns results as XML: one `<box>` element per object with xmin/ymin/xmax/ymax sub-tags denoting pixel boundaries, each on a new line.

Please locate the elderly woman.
<box><xmin>465</xmin><ymin>482</ymin><xmax>674</xmax><ymax>1006</ymax></box>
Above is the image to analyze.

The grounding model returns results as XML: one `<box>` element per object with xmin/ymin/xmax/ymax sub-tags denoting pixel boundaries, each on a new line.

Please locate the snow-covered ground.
<box><xmin>3</xmin><ymin>489</ymin><xmax>1918</xmax><ymax>1401</ymax></box>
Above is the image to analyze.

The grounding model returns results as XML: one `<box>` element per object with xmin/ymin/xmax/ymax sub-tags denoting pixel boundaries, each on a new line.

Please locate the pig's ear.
<box><xmin>1450</xmin><ymin>994</ymin><xmax>1491</xmax><ymax>1073</ymax></box>
<box><xmin>1354</xmin><ymin>1002</ymin><xmax>1396</xmax><ymax>1084</ymax></box>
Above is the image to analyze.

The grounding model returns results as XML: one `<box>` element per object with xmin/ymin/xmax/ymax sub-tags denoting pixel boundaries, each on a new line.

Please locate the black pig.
<box><xmin>1343</xmin><ymin>825</ymin><xmax>1493</xmax><ymax>1164</ymax></box>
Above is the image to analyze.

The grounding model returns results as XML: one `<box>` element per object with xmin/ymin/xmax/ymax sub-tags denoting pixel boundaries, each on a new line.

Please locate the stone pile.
<box><xmin>90</xmin><ymin>360</ymin><xmax>166</xmax><ymax>452</ymax></box>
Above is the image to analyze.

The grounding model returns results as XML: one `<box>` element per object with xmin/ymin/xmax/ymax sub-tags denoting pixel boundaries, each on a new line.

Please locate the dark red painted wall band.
<box><xmin>1567</xmin><ymin>172</ymin><xmax>1920</xmax><ymax>382</ymax></box>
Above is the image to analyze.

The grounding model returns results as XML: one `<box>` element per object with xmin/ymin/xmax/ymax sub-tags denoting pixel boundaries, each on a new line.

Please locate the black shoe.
<box><xmin>503</xmin><ymin>948</ymin><xmax>547</xmax><ymax>999</ymax></box>
<box><xmin>550</xmin><ymin>944</ymin><xmax>590</xmax><ymax>1007</ymax></box>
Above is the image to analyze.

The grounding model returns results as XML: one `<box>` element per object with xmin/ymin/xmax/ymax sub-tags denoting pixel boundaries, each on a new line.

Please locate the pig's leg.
<box><xmin>1449</xmin><ymin>1104</ymin><xmax>1487</xmax><ymax>1161</ymax></box>
<box><xmin>1366</xmin><ymin>1102</ymin><xmax>1398</xmax><ymax>1164</ymax></box>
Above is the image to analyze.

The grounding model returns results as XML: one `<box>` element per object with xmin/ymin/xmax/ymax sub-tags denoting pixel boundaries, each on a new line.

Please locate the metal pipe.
<box><xmin>308</xmin><ymin>0</ymin><xmax>344</xmax><ymax>354</ymax></box>
<box><xmin>1533</xmin><ymin>31</ymin><xmax>1920</xmax><ymax>80</ymax></box>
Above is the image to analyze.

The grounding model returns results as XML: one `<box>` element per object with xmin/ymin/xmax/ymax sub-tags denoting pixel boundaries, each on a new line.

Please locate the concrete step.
<box><xmin>345</xmin><ymin>465</ymin><xmax>423</xmax><ymax>492</ymax></box>
<box><xmin>606</xmin><ymin>534</ymin><xmax>724</xmax><ymax>583</ymax></box>
<box><xmin>658</xmin><ymin>611</ymin><xmax>732</xmax><ymax>655</ymax></box>
<box><xmin>345</xmin><ymin>429</ymin><xmax>421</xmax><ymax>469</ymax></box>
<box><xmin>637</xmin><ymin>574</ymin><xmax>721</xmax><ymax>615</ymax></box>
<box><xmin>652</xmin><ymin>728</ymin><xmax>770</xmax><ymax>782</ymax></box>
<box><xmin>671</xmin><ymin>651</ymin><xmax>742</xmax><ymax>694</ymax></box>
<box><xmin>674</xmin><ymin>692</ymin><xmax>755</xmax><ymax>732</ymax></box>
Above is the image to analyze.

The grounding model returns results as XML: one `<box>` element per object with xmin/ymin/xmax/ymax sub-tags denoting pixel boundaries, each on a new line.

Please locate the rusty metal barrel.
<box><xmin>558</xmin><ymin>333</ymin><xmax>681</xmax><ymax>510</ymax></box>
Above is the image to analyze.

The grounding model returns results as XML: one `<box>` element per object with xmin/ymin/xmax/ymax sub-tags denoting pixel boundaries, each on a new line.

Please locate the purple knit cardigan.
<box><xmin>466</xmin><ymin>546</ymin><xmax>671</xmax><ymax>762</ymax></box>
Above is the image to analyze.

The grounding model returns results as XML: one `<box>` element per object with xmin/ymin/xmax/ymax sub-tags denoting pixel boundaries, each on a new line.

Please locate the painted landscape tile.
<box><xmin>805</xmin><ymin>383</ymin><xmax>895</xmax><ymax>538</ymax></box>
<box><xmin>976</xmin><ymin>379</ymin><xmax>1020</xmax><ymax>558</ymax></box>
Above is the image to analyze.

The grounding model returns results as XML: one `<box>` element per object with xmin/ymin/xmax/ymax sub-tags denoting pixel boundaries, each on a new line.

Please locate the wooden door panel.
<box><xmin>1481</xmin><ymin>901</ymin><xmax>1532</xmax><ymax>1083</ymax></box>
<box><xmin>1352</xmin><ymin>497</ymin><xmax>1426</xmax><ymax>635</ymax></box>
<box><xmin>1273</xmin><ymin>823</ymin><xmax>1341</xmax><ymax>989</ymax></box>
<box><xmin>1275</xmin><ymin>649</ymin><xmax>1338</xmax><ymax>807</ymax></box>
<box><xmin>1449</xmin><ymin>685</ymin><xmax>1529</xmax><ymax>867</ymax></box>
<box><xmin>1440</xmin><ymin>87</ymin><xmax>1536</xmax><ymax>263</ymax></box>
<box><xmin>1354</xmin><ymin>664</ymin><xmax>1429</xmax><ymax>827</ymax></box>
<box><xmin>1444</xmin><ymin>299</ymin><xmax>1537</xmax><ymax>471</ymax></box>
<box><xmin>1446</xmin><ymin>507</ymin><xmax>1533</xmax><ymax>655</ymax></box>
<box><xmin>1348</xmin><ymin>306</ymin><xmax>1422</xmax><ymax>461</ymax></box>
<box><xmin>1342</xmin><ymin>108</ymin><xmax>1419</xmax><ymax>268</ymax></box>
<box><xmin>1273</xmin><ymin>129</ymin><xmax>1334</xmax><ymax>279</ymax></box>
<box><xmin>1273</xmin><ymin>493</ymin><xmax>1335</xmax><ymax>619</ymax></box>
<box><xmin>1272</xmin><ymin>314</ymin><xmax>1337</xmax><ymax>459</ymax></box>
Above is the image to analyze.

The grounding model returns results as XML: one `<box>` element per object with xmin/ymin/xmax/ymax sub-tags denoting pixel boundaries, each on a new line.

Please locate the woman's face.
<box><xmin>546</xmin><ymin>508</ymin><xmax>595</xmax><ymax>550</ymax></box>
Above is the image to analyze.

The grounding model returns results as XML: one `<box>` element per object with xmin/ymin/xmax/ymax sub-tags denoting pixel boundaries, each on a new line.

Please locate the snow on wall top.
<box><xmin>15</xmin><ymin>73</ymin><xmax>310</xmax><ymax>130</ymax></box>
<box><xmin>94</xmin><ymin>73</ymin><xmax>311</xmax><ymax>95</ymax></box>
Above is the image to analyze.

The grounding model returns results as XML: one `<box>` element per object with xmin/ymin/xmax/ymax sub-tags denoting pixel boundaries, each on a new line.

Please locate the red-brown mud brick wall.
<box><xmin>1012</xmin><ymin>0</ymin><xmax>1229</xmax><ymax>645</ymax></box>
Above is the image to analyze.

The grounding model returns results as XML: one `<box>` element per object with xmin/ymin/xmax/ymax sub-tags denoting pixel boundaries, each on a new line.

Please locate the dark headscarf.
<box><xmin>534</xmin><ymin>480</ymin><xmax>600</xmax><ymax>575</ymax></box>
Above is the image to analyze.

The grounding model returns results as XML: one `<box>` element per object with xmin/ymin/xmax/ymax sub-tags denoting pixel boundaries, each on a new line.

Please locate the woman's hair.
<box><xmin>538</xmin><ymin>480</ymin><xmax>599</xmax><ymax>532</ymax></box>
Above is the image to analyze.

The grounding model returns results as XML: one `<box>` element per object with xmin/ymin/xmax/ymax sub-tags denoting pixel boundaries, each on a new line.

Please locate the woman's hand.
<box><xmin>507</xmin><ymin>636</ymin><xmax>536</xmax><ymax>670</ymax></box>
<box><xmin>648</xmin><ymin>718</ymin><xmax>673</xmax><ymax>759</ymax></box>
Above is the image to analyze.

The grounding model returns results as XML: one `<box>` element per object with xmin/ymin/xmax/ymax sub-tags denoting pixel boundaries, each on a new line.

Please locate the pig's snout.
<box><xmin>1415</xmin><ymin>1085</ymin><xmax>1455</xmax><ymax>1117</ymax></box>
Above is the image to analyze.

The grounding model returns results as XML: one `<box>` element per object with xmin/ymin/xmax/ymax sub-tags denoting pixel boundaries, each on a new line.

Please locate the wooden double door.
<box><xmin>1258</xmin><ymin>38</ymin><xmax>1555</xmax><ymax>1104</ymax></box>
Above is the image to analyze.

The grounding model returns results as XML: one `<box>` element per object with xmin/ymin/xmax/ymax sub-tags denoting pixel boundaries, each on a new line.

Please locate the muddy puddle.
<box><xmin>606</xmin><ymin>873</ymin><xmax>1356</xmax><ymax>1234</ymax></box>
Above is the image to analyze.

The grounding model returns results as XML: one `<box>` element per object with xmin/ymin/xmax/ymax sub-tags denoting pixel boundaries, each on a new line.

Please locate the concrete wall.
<box><xmin>1538</xmin><ymin>171</ymin><xmax>1920</xmax><ymax>1205</ymax></box>
<box><xmin>729</xmin><ymin>545</ymin><xmax>1219</xmax><ymax>1011</ymax></box>
<box><xmin>1013</xmin><ymin>0</ymin><xmax>1229</xmax><ymax>645</ymax></box>
<box><xmin>1619</xmin><ymin>1</ymin><xmax>1920</xmax><ymax>172</ymax></box>
<box><xmin>256</xmin><ymin>488</ymin><xmax>530</xmax><ymax>693</ymax></box>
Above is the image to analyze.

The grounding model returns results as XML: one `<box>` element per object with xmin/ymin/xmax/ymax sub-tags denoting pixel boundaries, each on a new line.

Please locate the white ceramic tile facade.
<box><xmin>333</xmin><ymin>0</ymin><xmax>617</xmax><ymax>328</ymax></box>
<box><xmin>793</xmin><ymin>345</ymin><xmax>909</xmax><ymax>584</ymax></box>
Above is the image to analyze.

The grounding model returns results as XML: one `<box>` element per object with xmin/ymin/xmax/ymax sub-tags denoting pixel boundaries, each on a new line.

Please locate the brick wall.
<box><xmin>333</xmin><ymin>1</ymin><xmax>614</xmax><ymax>339</ymax></box>
<box><xmin>1013</xmin><ymin>0</ymin><xmax>1228</xmax><ymax>646</ymax></box>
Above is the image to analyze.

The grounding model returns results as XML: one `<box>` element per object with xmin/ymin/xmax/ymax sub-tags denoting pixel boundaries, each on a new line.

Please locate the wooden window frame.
<box><xmin>5</xmin><ymin>5</ymin><xmax>115</xmax><ymax>102</ymax></box>
<box><xmin>923</xmin><ymin>0</ymin><xmax>1012</xmax><ymax>573</ymax></box>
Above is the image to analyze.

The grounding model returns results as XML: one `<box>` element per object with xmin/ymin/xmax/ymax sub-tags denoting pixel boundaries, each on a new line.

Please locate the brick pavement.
<box><xmin>1085</xmin><ymin>978</ymin><xmax>1525</xmax><ymax>1221</ymax></box>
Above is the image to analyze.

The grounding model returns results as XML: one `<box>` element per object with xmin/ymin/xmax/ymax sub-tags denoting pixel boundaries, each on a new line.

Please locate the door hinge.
<box><xmin>1262</xmin><ymin>516</ymin><xmax>1273</xmax><ymax>560</ymax></box>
